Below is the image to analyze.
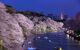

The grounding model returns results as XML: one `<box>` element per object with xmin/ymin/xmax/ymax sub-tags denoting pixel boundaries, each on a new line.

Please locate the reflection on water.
<box><xmin>66</xmin><ymin>34</ymin><xmax>70</xmax><ymax>39</ymax></box>
<box><xmin>33</xmin><ymin>32</ymin><xmax>80</xmax><ymax>50</ymax></box>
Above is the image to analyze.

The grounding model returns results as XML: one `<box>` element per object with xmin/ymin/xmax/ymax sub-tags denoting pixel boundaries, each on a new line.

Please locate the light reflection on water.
<box><xmin>32</xmin><ymin>32</ymin><xmax>80</xmax><ymax>50</ymax></box>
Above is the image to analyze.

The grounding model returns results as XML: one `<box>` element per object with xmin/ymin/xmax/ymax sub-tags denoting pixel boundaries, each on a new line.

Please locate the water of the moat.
<box><xmin>23</xmin><ymin>32</ymin><xmax>80</xmax><ymax>50</ymax></box>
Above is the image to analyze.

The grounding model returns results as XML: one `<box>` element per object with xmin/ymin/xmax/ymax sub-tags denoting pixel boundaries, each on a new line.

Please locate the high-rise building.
<box><xmin>60</xmin><ymin>12</ymin><xmax>64</xmax><ymax>20</ymax></box>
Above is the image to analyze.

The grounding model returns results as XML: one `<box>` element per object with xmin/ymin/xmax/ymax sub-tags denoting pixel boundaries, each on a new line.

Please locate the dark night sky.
<box><xmin>0</xmin><ymin>0</ymin><xmax>80</xmax><ymax>16</ymax></box>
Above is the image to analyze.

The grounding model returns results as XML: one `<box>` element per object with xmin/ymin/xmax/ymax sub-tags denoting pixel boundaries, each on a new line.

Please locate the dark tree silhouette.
<box><xmin>6</xmin><ymin>5</ymin><xmax>16</xmax><ymax>14</ymax></box>
<box><xmin>17</xmin><ymin>11</ymin><xmax>44</xmax><ymax>17</ymax></box>
<box><xmin>75</xmin><ymin>12</ymin><xmax>80</xmax><ymax>23</ymax></box>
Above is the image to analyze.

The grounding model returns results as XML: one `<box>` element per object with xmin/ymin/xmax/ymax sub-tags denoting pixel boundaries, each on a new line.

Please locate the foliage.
<box><xmin>74</xmin><ymin>12</ymin><xmax>80</xmax><ymax>36</ymax></box>
<box><xmin>0</xmin><ymin>38</ymin><xmax>6</xmax><ymax>50</ymax></box>
<box><xmin>75</xmin><ymin>12</ymin><xmax>80</xmax><ymax>21</ymax></box>
<box><xmin>46</xmin><ymin>26</ymin><xmax>53</xmax><ymax>32</ymax></box>
<box><xmin>18</xmin><ymin>11</ymin><xmax>44</xmax><ymax>17</ymax></box>
<box><xmin>74</xmin><ymin>30</ymin><xmax>80</xmax><ymax>35</ymax></box>
<box><xmin>41</xmin><ymin>28</ymin><xmax>45</xmax><ymax>32</ymax></box>
<box><xmin>6</xmin><ymin>5</ymin><xmax>16</xmax><ymax>14</ymax></box>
